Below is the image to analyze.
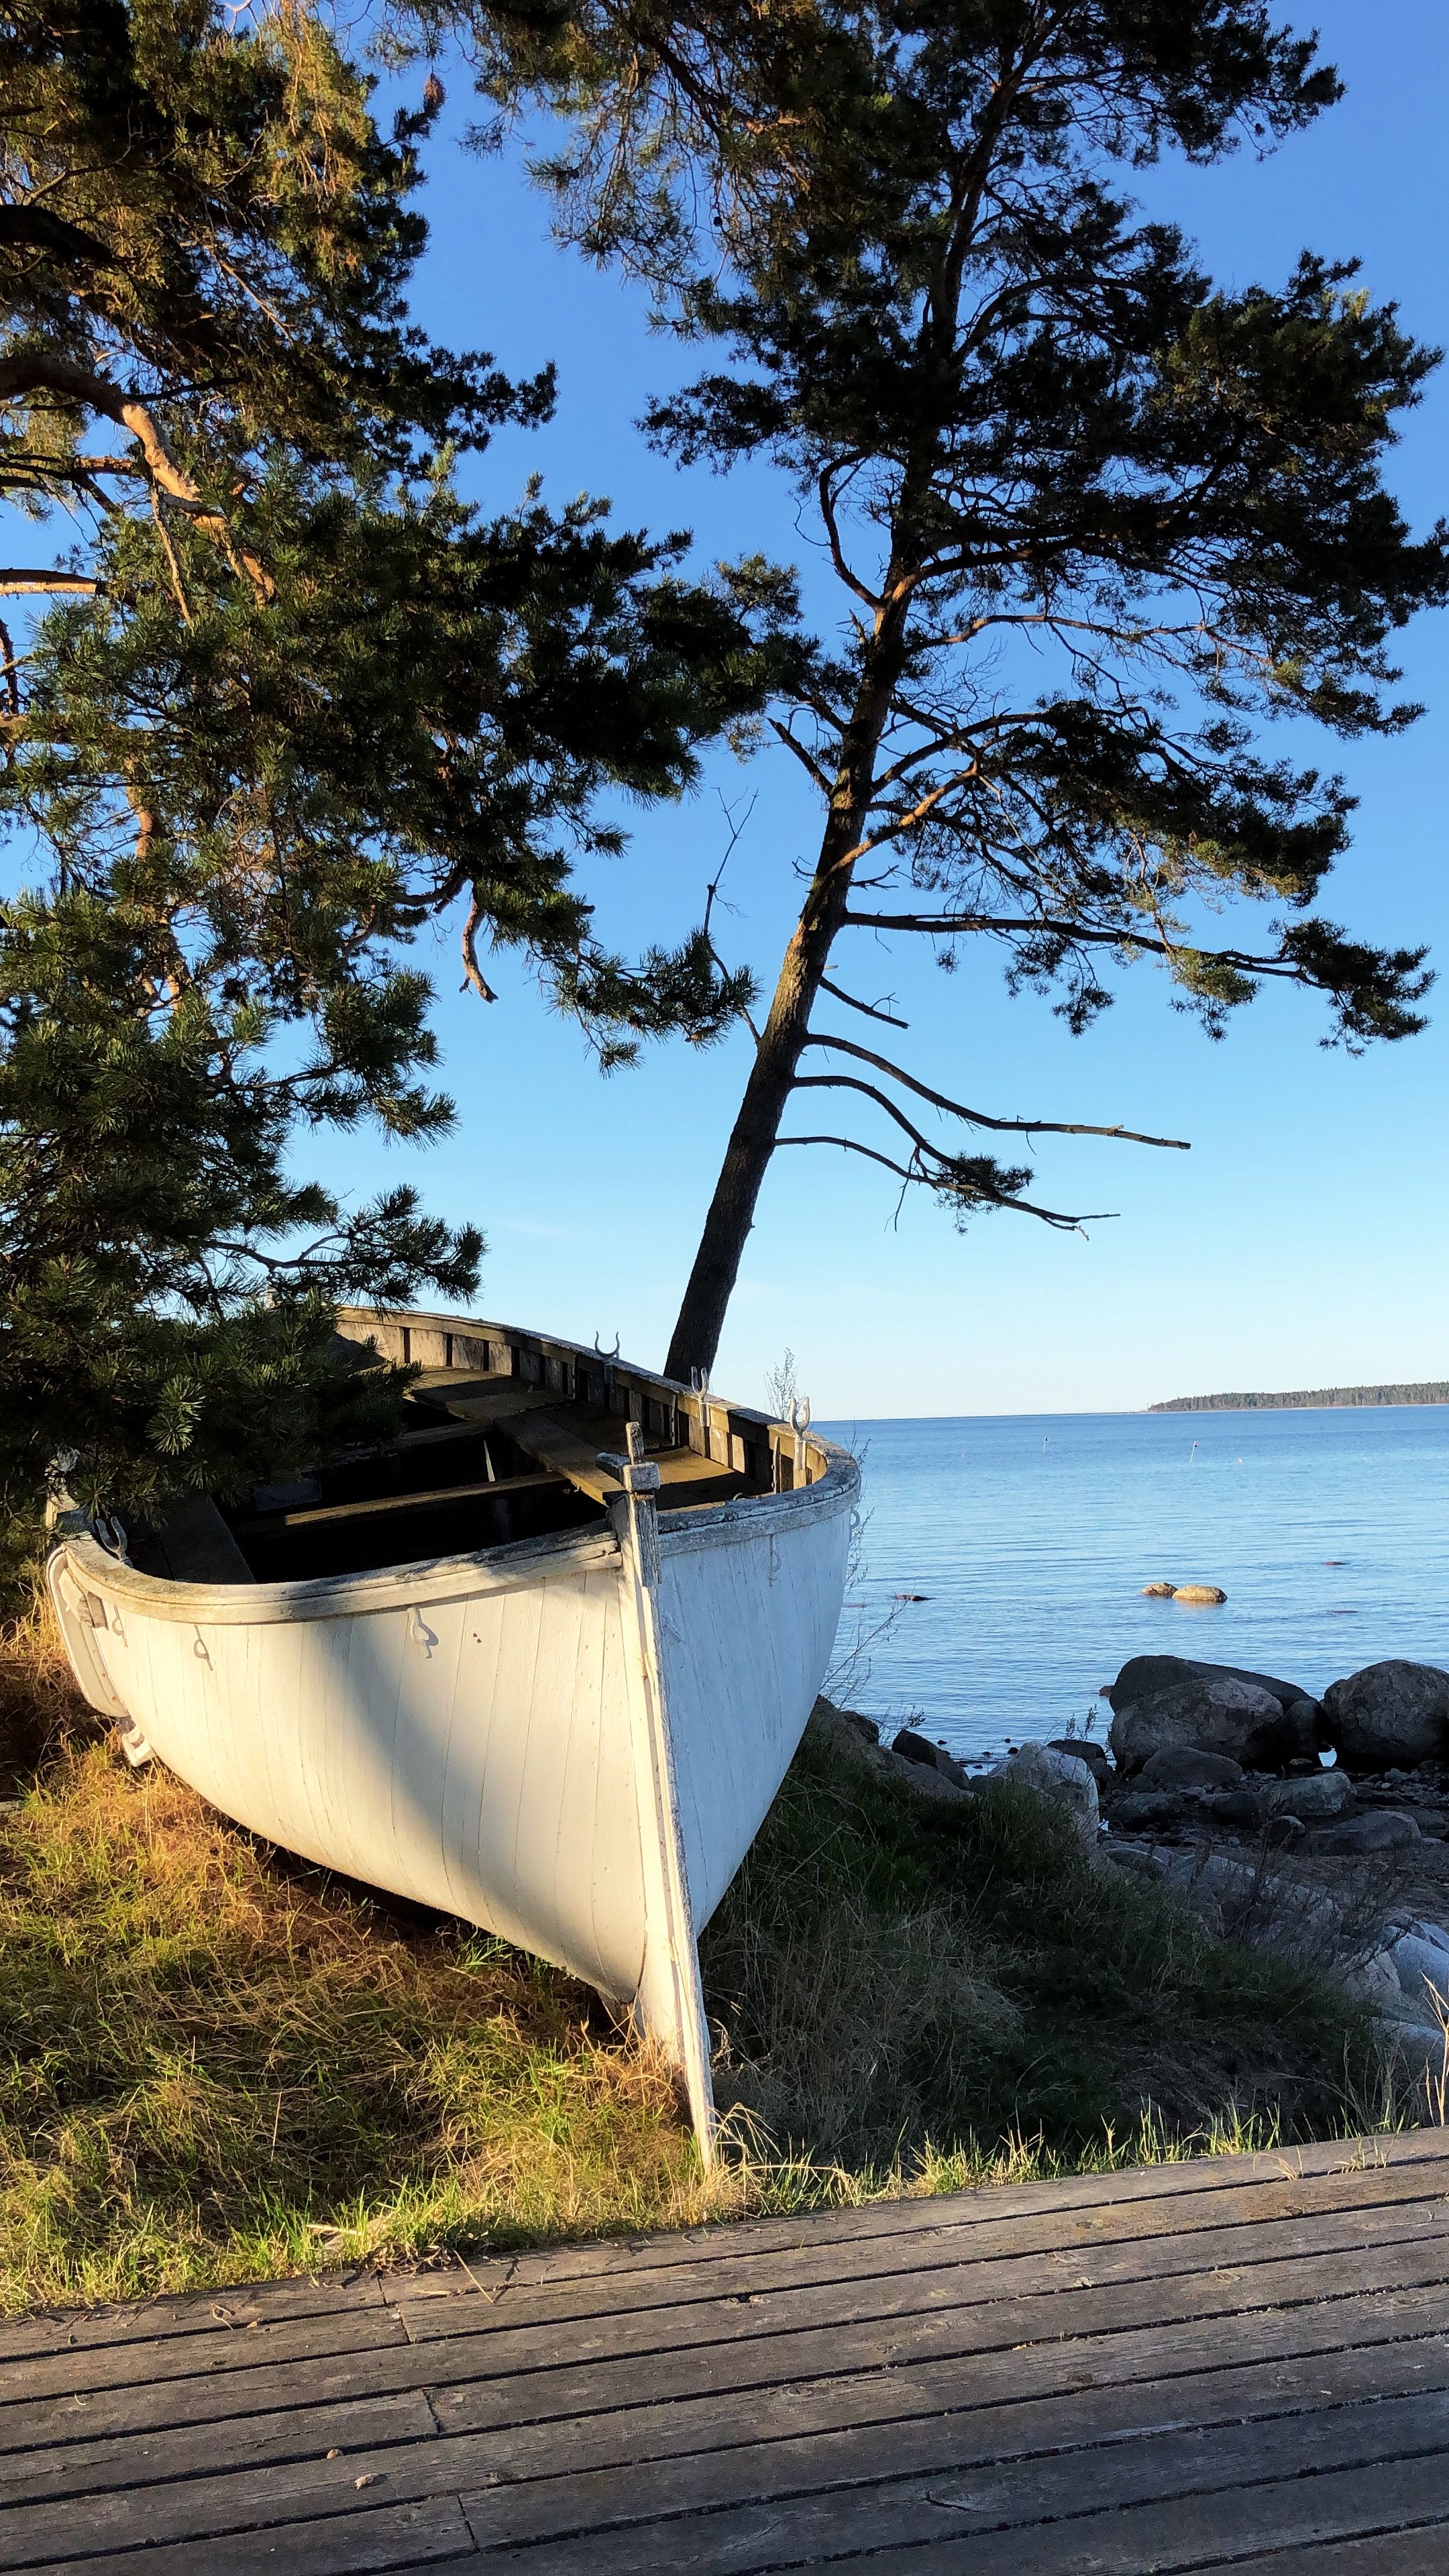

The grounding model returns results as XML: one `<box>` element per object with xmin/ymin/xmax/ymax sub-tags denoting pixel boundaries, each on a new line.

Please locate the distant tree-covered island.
<box><xmin>1150</xmin><ymin>1385</ymin><xmax>1449</xmax><ymax>1412</ymax></box>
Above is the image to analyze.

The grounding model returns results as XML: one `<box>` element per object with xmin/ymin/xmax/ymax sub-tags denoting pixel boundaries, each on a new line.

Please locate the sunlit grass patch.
<box><xmin>0</xmin><ymin>1605</ymin><xmax>1404</xmax><ymax>2311</ymax></box>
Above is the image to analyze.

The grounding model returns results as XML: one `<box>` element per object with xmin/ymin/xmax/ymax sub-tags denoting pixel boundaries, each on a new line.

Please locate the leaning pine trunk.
<box><xmin>664</xmin><ymin>610</ymin><xmax>910</xmax><ymax>1383</ymax></box>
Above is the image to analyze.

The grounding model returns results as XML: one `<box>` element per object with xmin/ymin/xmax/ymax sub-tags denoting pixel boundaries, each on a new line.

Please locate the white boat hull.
<box><xmin>48</xmin><ymin>1313</ymin><xmax>857</xmax><ymax>2154</ymax></box>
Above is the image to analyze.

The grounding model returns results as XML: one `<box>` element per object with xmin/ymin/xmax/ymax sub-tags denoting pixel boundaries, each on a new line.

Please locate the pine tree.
<box><xmin>437</xmin><ymin>0</ymin><xmax>1449</xmax><ymax>1375</ymax></box>
<box><xmin>0</xmin><ymin>1</ymin><xmax>792</xmax><ymax>1549</ymax></box>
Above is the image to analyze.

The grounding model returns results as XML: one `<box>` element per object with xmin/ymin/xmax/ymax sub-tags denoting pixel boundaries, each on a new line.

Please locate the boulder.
<box><xmin>1146</xmin><ymin>1849</ymin><xmax>1340</xmax><ymax>1957</ymax></box>
<box><xmin>1205</xmin><ymin>1788</ymin><xmax>1268</xmax><ymax>1832</ymax></box>
<box><xmin>1112</xmin><ymin>1789</ymin><xmax>1196</xmax><ymax>1832</ymax></box>
<box><xmin>1173</xmin><ymin>1584</ymin><xmax>1226</xmax><ymax>1605</ymax></box>
<box><xmin>1110</xmin><ymin>1674</ymin><xmax>1312</xmax><ymax>1778</ymax></box>
<box><xmin>1047</xmin><ymin>1737</ymin><xmax>1113</xmax><ymax>1792</ymax></box>
<box><xmin>1309</xmin><ymin>1809</ymin><xmax>1421</xmax><ymax>1856</ymax></box>
<box><xmin>1107</xmin><ymin>1656</ymin><xmax>1312</xmax><ymax>1718</ymax></box>
<box><xmin>1139</xmin><ymin>1746</ymin><xmax>1244</xmax><ymax>1792</ymax></box>
<box><xmin>1339</xmin><ymin>1947</ymin><xmax>1403</xmax><ymax>2008</ymax></box>
<box><xmin>1391</xmin><ymin>1915</ymin><xmax>1449</xmax><ymax>1960</ymax></box>
<box><xmin>1141</xmin><ymin>1582</ymin><xmax>1177</xmax><ymax>1599</ymax></box>
<box><xmin>1259</xmin><ymin>1771</ymin><xmax>1354</xmax><ymax>1822</ymax></box>
<box><xmin>995</xmin><ymin>1742</ymin><xmax>1099</xmax><ymax>1847</ymax></box>
<box><xmin>892</xmin><ymin>1727</ymin><xmax>969</xmax><ymax>1790</ymax></box>
<box><xmin>1322</xmin><ymin>1662</ymin><xmax>1449</xmax><ymax>1772</ymax></box>
<box><xmin>810</xmin><ymin>1696</ymin><xmax>879</xmax><ymax>1748</ymax></box>
<box><xmin>1373</xmin><ymin>2017</ymin><xmax>1448</xmax><ymax>2094</ymax></box>
<box><xmin>1390</xmin><ymin>1929</ymin><xmax>1449</xmax><ymax>2009</ymax></box>
<box><xmin>807</xmin><ymin>1699</ymin><xmax>967</xmax><ymax>1803</ymax></box>
<box><xmin>1102</xmin><ymin>1840</ymin><xmax>1161</xmax><ymax>1881</ymax></box>
<box><xmin>1285</xmin><ymin>1697</ymin><xmax>1327</xmax><ymax>1742</ymax></box>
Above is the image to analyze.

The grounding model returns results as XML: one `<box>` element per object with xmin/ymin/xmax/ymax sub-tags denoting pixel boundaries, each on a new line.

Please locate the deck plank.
<box><xmin>460</xmin><ymin>2394</ymin><xmax>1449</xmax><ymax>2569</ymax></box>
<box><xmin>456</xmin><ymin>2349</ymin><xmax>1449</xmax><ymax>2548</ymax></box>
<box><xmin>4</xmin><ymin>2133</ymin><xmax>1449</xmax><ymax>2572</ymax></box>
<box><xmin>386</xmin><ymin>2199</ymin><xmax>1449</xmax><ymax>2382</ymax></box>
<box><xmin>2</xmin><ymin>2243</ymin><xmax>1447</xmax><ymax>2565</ymax></box>
<box><xmin>28</xmin><ymin>2493</ymin><xmax>476</xmax><ymax>2576</ymax></box>
<box><xmin>389</xmin><ymin>2157</ymin><xmax>1449</xmax><ymax>2340</ymax></box>
<box><xmin>0</xmin><ymin>2303</ymin><xmax>407</xmax><ymax>2410</ymax></box>
<box><xmin>0</xmin><ymin>2271</ymin><xmax>385</xmax><ymax>2369</ymax></box>
<box><xmin>1</xmin><ymin>2271</ymin><xmax>1442</xmax><ymax>2473</ymax></box>
<box><xmin>376</xmin><ymin>2123</ymin><xmax>1449</xmax><ymax>2299</ymax></box>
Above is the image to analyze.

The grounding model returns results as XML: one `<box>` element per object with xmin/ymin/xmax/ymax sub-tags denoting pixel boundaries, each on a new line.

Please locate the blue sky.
<box><xmin>32</xmin><ymin>6</ymin><xmax>1449</xmax><ymax>1420</ymax></box>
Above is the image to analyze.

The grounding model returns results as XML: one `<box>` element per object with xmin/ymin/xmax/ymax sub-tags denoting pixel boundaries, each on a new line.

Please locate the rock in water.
<box><xmin>1322</xmin><ymin>1662</ymin><xmax>1449</xmax><ymax>1772</ymax></box>
<box><xmin>994</xmin><ymin>1742</ymin><xmax>1099</xmax><ymax>1847</ymax></box>
<box><xmin>1173</xmin><ymin>1583</ymin><xmax>1227</xmax><ymax>1605</ymax></box>
<box><xmin>1110</xmin><ymin>1674</ymin><xmax>1307</xmax><ymax>1777</ymax></box>
<box><xmin>1141</xmin><ymin>1581</ymin><xmax>1177</xmax><ymax>1598</ymax></box>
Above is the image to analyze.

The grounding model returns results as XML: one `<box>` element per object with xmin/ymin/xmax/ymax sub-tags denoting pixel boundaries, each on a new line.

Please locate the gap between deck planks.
<box><xmin>2</xmin><ymin>2128</ymin><xmax>1448</xmax><ymax>2575</ymax></box>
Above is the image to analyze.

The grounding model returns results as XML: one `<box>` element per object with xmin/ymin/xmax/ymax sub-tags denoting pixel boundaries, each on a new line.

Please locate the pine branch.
<box><xmin>798</xmin><ymin>1032</ymin><xmax>1190</xmax><ymax>1148</ymax></box>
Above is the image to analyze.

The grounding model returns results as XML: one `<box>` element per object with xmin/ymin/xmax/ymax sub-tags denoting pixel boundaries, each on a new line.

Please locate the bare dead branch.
<box><xmin>769</xmin><ymin>715</ymin><xmax>833</xmax><ymax>792</ymax></box>
<box><xmin>817</xmin><ymin>975</ymin><xmax>908</xmax><ymax>1029</ymax></box>
<box><xmin>817</xmin><ymin>461</ymin><xmax>882</xmax><ymax>611</ymax></box>
<box><xmin>799</xmin><ymin>1031</ymin><xmax>1190</xmax><ymax>1148</ymax></box>
<box><xmin>460</xmin><ymin>891</ymin><xmax>498</xmax><ymax>1003</ymax></box>
<box><xmin>0</xmin><ymin>354</ymin><xmax>274</xmax><ymax>601</ymax></box>
<box><xmin>0</xmin><ymin>568</ymin><xmax>102</xmax><ymax>595</ymax></box>
<box><xmin>775</xmin><ymin>1134</ymin><xmax>1114</xmax><ymax>1229</ymax></box>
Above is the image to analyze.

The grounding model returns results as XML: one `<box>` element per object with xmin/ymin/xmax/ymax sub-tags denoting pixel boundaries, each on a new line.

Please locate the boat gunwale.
<box><xmin>52</xmin><ymin>1445</ymin><xmax>860</xmax><ymax>1629</ymax></box>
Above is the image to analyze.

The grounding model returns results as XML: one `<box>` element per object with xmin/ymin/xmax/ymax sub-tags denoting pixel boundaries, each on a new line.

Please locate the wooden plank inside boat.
<box><xmin>417</xmin><ymin>1377</ymin><xmax>755</xmax><ymax>1511</ymax></box>
<box><xmin>232</xmin><ymin>1471</ymin><xmax>568</xmax><ymax>1536</ymax></box>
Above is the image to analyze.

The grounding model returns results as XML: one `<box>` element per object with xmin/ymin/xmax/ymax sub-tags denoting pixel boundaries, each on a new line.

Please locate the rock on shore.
<box><xmin>1107</xmin><ymin>1658</ymin><xmax>1320</xmax><ymax>1776</ymax></box>
<box><xmin>1322</xmin><ymin>1662</ymin><xmax>1449</xmax><ymax>1772</ymax></box>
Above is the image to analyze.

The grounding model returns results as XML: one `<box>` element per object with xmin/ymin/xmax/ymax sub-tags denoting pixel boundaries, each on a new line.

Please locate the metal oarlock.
<box><xmin>790</xmin><ymin>1394</ymin><xmax>812</xmax><ymax>1484</ymax></box>
<box><xmin>690</xmin><ymin>1365</ymin><xmax>712</xmax><ymax>1454</ymax></box>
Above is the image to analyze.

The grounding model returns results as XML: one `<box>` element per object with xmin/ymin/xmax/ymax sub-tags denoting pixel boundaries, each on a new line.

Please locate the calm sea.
<box><xmin>818</xmin><ymin>1407</ymin><xmax>1449</xmax><ymax>1768</ymax></box>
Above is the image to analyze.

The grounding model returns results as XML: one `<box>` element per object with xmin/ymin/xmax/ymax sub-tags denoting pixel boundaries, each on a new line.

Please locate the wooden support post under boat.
<box><xmin>599</xmin><ymin>1423</ymin><xmax>716</xmax><ymax>2167</ymax></box>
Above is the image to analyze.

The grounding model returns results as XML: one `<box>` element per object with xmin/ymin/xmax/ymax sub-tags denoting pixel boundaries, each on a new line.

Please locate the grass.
<box><xmin>0</xmin><ymin>1605</ymin><xmax>1407</xmax><ymax>2312</ymax></box>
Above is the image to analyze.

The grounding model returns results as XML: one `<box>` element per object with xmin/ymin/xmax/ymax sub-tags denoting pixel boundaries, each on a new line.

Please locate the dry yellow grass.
<box><xmin>0</xmin><ymin>1601</ymin><xmax>747</xmax><ymax>2309</ymax></box>
<box><xmin>0</xmin><ymin>1598</ymin><xmax>1403</xmax><ymax>2313</ymax></box>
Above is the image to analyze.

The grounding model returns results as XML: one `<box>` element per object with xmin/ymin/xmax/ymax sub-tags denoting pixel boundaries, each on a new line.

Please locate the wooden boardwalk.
<box><xmin>3</xmin><ymin>2129</ymin><xmax>1449</xmax><ymax>2573</ymax></box>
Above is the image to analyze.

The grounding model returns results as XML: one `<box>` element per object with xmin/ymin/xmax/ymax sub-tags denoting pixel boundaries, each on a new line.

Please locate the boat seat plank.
<box><xmin>447</xmin><ymin>1405</ymin><xmax>753</xmax><ymax>1509</ymax></box>
<box><xmin>231</xmin><ymin>1472</ymin><xmax>568</xmax><ymax>1537</ymax></box>
<box><xmin>413</xmin><ymin>1377</ymin><xmax>569</xmax><ymax>1423</ymax></box>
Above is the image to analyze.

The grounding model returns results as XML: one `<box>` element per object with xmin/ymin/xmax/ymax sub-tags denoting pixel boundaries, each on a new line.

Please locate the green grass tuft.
<box><xmin>702</xmin><ymin>1725</ymin><xmax>1388</xmax><ymax>2184</ymax></box>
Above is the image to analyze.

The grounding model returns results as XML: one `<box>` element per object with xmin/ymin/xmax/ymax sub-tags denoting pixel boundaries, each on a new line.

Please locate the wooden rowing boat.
<box><xmin>46</xmin><ymin>1307</ymin><xmax>859</xmax><ymax>2158</ymax></box>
